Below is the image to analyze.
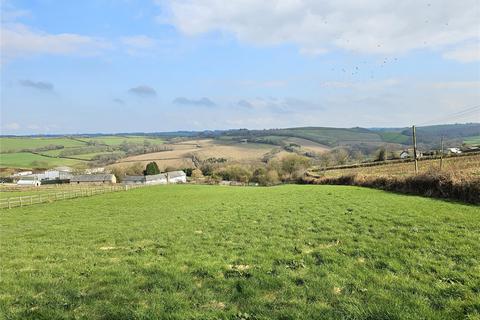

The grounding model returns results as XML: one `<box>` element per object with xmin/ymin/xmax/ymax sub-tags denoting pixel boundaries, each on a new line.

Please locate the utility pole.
<box><xmin>440</xmin><ymin>136</ymin><xmax>444</xmax><ymax>171</ymax></box>
<box><xmin>412</xmin><ymin>125</ymin><xmax>418</xmax><ymax>174</ymax></box>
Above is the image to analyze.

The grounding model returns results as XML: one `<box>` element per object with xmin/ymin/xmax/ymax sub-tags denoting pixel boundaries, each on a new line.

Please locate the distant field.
<box><xmin>0</xmin><ymin>152</ymin><xmax>85</xmax><ymax>169</ymax></box>
<box><xmin>283</xmin><ymin>137</ymin><xmax>330</xmax><ymax>153</ymax></box>
<box><xmin>259</xmin><ymin>127</ymin><xmax>383</xmax><ymax>146</ymax></box>
<box><xmin>0</xmin><ymin>136</ymin><xmax>165</xmax><ymax>169</ymax></box>
<box><xmin>82</xmin><ymin>136</ymin><xmax>164</xmax><ymax>146</ymax></box>
<box><xmin>464</xmin><ymin>135</ymin><xmax>480</xmax><ymax>145</ymax></box>
<box><xmin>1</xmin><ymin>185</ymin><xmax>479</xmax><ymax>319</ymax></box>
<box><xmin>318</xmin><ymin>154</ymin><xmax>480</xmax><ymax>178</ymax></box>
<box><xmin>377</xmin><ymin>131</ymin><xmax>410</xmax><ymax>144</ymax></box>
<box><xmin>0</xmin><ymin>137</ymin><xmax>86</xmax><ymax>153</ymax></box>
<box><xmin>116</xmin><ymin>139</ymin><xmax>277</xmax><ymax>169</ymax></box>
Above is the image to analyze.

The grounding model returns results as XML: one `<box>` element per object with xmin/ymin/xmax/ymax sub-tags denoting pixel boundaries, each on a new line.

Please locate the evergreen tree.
<box><xmin>144</xmin><ymin>162</ymin><xmax>160</xmax><ymax>175</ymax></box>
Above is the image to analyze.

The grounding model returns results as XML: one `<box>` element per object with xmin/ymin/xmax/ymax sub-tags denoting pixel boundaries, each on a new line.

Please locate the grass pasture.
<box><xmin>82</xmin><ymin>136</ymin><xmax>164</xmax><ymax>146</ymax></box>
<box><xmin>1</xmin><ymin>185</ymin><xmax>479</xmax><ymax>319</ymax></box>
<box><xmin>464</xmin><ymin>136</ymin><xmax>480</xmax><ymax>145</ymax></box>
<box><xmin>0</xmin><ymin>137</ymin><xmax>86</xmax><ymax>153</ymax></box>
<box><xmin>0</xmin><ymin>152</ymin><xmax>85</xmax><ymax>169</ymax></box>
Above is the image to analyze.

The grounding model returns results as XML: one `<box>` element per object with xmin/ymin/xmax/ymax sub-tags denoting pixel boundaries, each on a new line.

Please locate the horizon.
<box><xmin>1</xmin><ymin>0</ymin><xmax>480</xmax><ymax>134</ymax></box>
<box><xmin>0</xmin><ymin>121</ymin><xmax>479</xmax><ymax>137</ymax></box>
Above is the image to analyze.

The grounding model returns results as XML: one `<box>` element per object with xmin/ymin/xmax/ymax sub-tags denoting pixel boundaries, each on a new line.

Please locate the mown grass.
<box><xmin>0</xmin><ymin>185</ymin><xmax>479</xmax><ymax>319</ymax></box>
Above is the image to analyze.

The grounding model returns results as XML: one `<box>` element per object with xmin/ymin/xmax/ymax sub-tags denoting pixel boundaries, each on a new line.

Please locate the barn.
<box><xmin>123</xmin><ymin>175</ymin><xmax>146</xmax><ymax>185</ymax></box>
<box><xmin>146</xmin><ymin>174</ymin><xmax>168</xmax><ymax>185</ymax></box>
<box><xmin>16</xmin><ymin>176</ymin><xmax>41</xmax><ymax>186</ymax></box>
<box><xmin>167</xmin><ymin>171</ymin><xmax>187</xmax><ymax>183</ymax></box>
<box><xmin>70</xmin><ymin>174</ymin><xmax>117</xmax><ymax>185</ymax></box>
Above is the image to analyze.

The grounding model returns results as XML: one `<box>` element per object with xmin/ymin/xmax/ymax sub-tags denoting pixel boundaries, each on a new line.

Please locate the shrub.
<box><xmin>144</xmin><ymin>162</ymin><xmax>160</xmax><ymax>175</ymax></box>
<box><xmin>311</xmin><ymin>172</ymin><xmax>480</xmax><ymax>204</ymax></box>
<box><xmin>278</xmin><ymin>154</ymin><xmax>311</xmax><ymax>182</ymax></box>
<box><xmin>214</xmin><ymin>165</ymin><xmax>252</xmax><ymax>183</ymax></box>
<box><xmin>191</xmin><ymin>168</ymin><xmax>204</xmax><ymax>180</ymax></box>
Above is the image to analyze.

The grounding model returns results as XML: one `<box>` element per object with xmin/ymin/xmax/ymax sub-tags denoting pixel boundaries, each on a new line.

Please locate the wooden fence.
<box><xmin>0</xmin><ymin>184</ymin><xmax>146</xmax><ymax>209</ymax></box>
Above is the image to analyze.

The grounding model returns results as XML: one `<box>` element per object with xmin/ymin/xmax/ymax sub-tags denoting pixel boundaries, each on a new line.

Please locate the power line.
<box><xmin>417</xmin><ymin>105</ymin><xmax>480</xmax><ymax>126</ymax></box>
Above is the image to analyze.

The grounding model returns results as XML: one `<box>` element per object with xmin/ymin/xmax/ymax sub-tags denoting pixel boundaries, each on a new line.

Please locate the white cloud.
<box><xmin>158</xmin><ymin>0</ymin><xmax>479</xmax><ymax>59</ymax></box>
<box><xmin>237</xmin><ymin>97</ymin><xmax>320</xmax><ymax>114</ymax></box>
<box><xmin>428</xmin><ymin>81</ymin><xmax>480</xmax><ymax>89</ymax></box>
<box><xmin>443</xmin><ymin>43</ymin><xmax>480</xmax><ymax>63</ymax></box>
<box><xmin>0</xmin><ymin>23</ymin><xmax>111</xmax><ymax>62</ymax></box>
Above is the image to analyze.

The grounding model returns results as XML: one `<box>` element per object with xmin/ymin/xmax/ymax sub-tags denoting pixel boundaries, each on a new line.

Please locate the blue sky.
<box><xmin>1</xmin><ymin>0</ymin><xmax>479</xmax><ymax>134</ymax></box>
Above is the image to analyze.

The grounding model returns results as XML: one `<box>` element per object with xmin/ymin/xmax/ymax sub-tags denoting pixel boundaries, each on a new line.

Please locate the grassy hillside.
<box><xmin>221</xmin><ymin>127</ymin><xmax>383</xmax><ymax>146</ymax></box>
<box><xmin>0</xmin><ymin>152</ymin><xmax>85</xmax><ymax>168</ymax></box>
<box><xmin>0</xmin><ymin>135</ymin><xmax>164</xmax><ymax>169</ymax></box>
<box><xmin>1</xmin><ymin>185</ymin><xmax>479</xmax><ymax>319</ymax></box>
<box><xmin>316</xmin><ymin>154</ymin><xmax>480</xmax><ymax>179</ymax></box>
<box><xmin>464</xmin><ymin>135</ymin><xmax>480</xmax><ymax>145</ymax></box>
<box><xmin>0</xmin><ymin>137</ymin><xmax>86</xmax><ymax>153</ymax></box>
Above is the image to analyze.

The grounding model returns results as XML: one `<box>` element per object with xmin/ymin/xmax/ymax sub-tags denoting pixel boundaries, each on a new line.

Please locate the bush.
<box><xmin>191</xmin><ymin>168</ymin><xmax>204</xmax><ymax>180</ymax></box>
<box><xmin>214</xmin><ymin>165</ymin><xmax>252</xmax><ymax>183</ymax></box>
<box><xmin>144</xmin><ymin>162</ymin><xmax>160</xmax><ymax>175</ymax></box>
<box><xmin>278</xmin><ymin>154</ymin><xmax>311</xmax><ymax>182</ymax></box>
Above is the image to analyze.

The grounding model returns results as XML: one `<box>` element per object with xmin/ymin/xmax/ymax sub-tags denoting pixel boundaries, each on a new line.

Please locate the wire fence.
<box><xmin>0</xmin><ymin>184</ymin><xmax>146</xmax><ymax>210</ymax></box>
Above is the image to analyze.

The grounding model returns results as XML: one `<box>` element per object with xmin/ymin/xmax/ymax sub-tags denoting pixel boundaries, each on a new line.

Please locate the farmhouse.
<box><xmin>70</xmin><ymin>174</ymin><xmax>116</xmax><ymax>185</ymax></box>
<box><xmin>166</xmin><ymin>171</ymin><xmax>187</xmax><ymax>183</ymax></box>
<box><xmin>16</xmin><ymin>176</ymin><xmax>41</xmax><ymax>186</ymax></box>
<box><xmin>447</xmin><ymin>147</ymin><xmax>462</xmax><ymax>155</ymax></box>
<box><xmin>400</xmin><ymin>151</ymin><xmax>410</xmax><ymax>159</ymax></box>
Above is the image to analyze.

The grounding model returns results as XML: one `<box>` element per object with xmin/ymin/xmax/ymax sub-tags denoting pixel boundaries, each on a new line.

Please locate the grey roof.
<box><xmin>123</xmin><ymin>175</ymin><xmax>145</xmax><ymax>182</ymax></box>
<box><xmin>167</xmin><ymin>171</ymin><xmax>186</xmax><ymax>178</ymax></box>
<box><xmin>71</xmin><ymin>174</ymin><xmax>115</xmax><ymax>182</ymax></box>
<box><xmin>145</xmin><ymin>173</ymin><xmax>167</xmax><ymax>181</ymax></box>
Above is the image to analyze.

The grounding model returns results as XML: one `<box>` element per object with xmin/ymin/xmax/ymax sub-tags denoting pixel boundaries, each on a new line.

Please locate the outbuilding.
<box><xmin>70</xmin><ymin>174</ymin><xmax>116</xmax><ymax>185</ymax></box>
<box><xmin>16</xmin><ymin>176</ymin><xmax>41</xmax><ymax>186</ymax></box>
<box><xmin>400</xmin><ymin>151</ymin><xmax>410</xmax><ymax>159</ymax></box>
<box><xmin>166</xmin><ymin>171</ymin><xmax>187</xmax><ymax>183</ymax></box>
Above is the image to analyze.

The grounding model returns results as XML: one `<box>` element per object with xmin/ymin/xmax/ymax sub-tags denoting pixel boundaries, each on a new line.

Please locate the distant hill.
<box><xmin>202</xmin><ymin>123</ymin><xmax>480</xmax><ymax>147</ymax></box>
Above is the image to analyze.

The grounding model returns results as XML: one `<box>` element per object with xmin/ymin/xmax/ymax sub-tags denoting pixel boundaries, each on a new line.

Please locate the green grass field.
<box><xmin>1</xmin><ymin>185</ymin><xmax>479</xmax><ymax>319</ymax></box>
<box><xmin>0</xmin><ymin>135</ymin><xmax>164</xmax><ymax>169</ymax></box>
<box><xmin>0</xmin><ymin>137</ymin><xmax>86</xmax><ymax>153</ymax></box>
<box><xmin>83</xmin><ymin>136</ymin><xmax>164</xmax><ymax>146</ymax></box>
<box><xmin>464</xmin><ymin>136</ymin><xmax>480</xmax><ymax>145</ymax></box>
<box><xmin>0</xmin><ymin>152</ymin><xmax>85</xmax><ymax>168</ymax></box>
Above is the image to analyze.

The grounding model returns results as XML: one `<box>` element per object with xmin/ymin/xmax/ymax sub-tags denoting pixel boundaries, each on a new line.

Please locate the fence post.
<box><xmin>30</xmin><ymin>196</ymin><xmax>33</xmax><ymax>205</ymax></box>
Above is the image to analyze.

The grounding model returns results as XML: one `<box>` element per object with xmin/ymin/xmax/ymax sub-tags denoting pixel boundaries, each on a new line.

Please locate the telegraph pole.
<box><xmin>412</xmin><ymin>125</ymin><xmax>418</xmax><ymax>174</ymax></box>
<box><xmin>440</xmin><ymin>136</ymin><xmax>444</xmax><ymax>171</ymax></box>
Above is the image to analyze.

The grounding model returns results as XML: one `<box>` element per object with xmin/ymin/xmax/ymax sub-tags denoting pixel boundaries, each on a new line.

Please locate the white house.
<box><xmin>400</xmin><ymin>151</ymin><xmax>410</xmax><ymax>159</ymax></box>
<box><xmin>447</xmin><ymin>147</ymin><xmax>462</xmax><ymax>155</ymax></box>
<box><xmin>12</xmin><ymin>171</ymin><xmax>33</xmax><ymax>177</ymax></box>
<box><xmin>16</xmin><ymin>176</ymin><xmax>41</xmax><ymax>186</ymax></box>
<box><xmin>166</xmin><ymin>171</ymin><xmax>187</xmax><ymax>183</ymax></box>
